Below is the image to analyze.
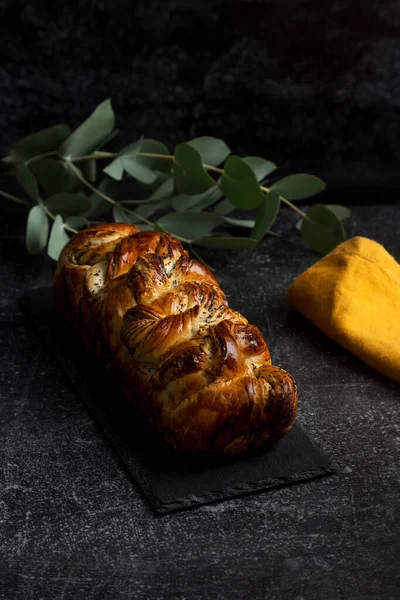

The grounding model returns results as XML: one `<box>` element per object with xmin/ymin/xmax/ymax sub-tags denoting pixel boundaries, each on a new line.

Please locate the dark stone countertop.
<box><xmin>0</xmin><ymin>204</ymin><xmax>399</xmax><ymax>599</ymax></box>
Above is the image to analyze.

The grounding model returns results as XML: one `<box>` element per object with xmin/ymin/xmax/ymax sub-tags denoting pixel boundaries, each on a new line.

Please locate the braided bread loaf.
<box><xmin>54</xmin><ymin>223</ymin><xmax>297</xmax><ymax>456</ymax></box>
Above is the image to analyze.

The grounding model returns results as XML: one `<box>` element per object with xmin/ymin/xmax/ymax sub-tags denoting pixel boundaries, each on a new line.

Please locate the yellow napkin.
<box><xmin>286</xmin><ymin>236</ymin><xmax>400</xmax><ymax>382</ymax></box>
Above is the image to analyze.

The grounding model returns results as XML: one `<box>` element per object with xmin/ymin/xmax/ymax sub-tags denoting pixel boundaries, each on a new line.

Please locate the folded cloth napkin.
<box><xmin>286</xmin><ymin>236</ymin><xmax>400</xmax><ymax>382</ymax></box>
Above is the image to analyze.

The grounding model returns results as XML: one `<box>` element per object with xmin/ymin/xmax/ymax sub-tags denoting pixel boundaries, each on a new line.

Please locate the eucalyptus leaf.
<box><xmin>171</xmin><ymin>186</ymin><xmax>222</xmax><ymax>212</ymax></box>
<box><xmin>173</xmin><ymin>143</ymin><xmax>215</xmax><ymax>194</ymax></box>
<box><xmin>65</xmin><ymin>216</ymin><xmax>89</xmax><ymax>231</ymax></box>
<box><xmin>113</xmin><ymin>204</ymin><xmax>129</xmax><ymax>223</ymax></box>
<box><xmin>85</xmin><ymin>177</ymin><xmax>119</xmax><ymax>219</ymax></box>
<box><xmin>105</xmin><ymin>138</ymin><xmax>163</xmax><ymax>184</ymax></box>
<box><xmin>186</xmin><ymin>137</ymin><xmax>231</xmax><ymax>166</ymax></box>
<box><xmin>325</xmin><ymin>205</ymin><xmax>351</xmax><ymax>221</ymax></box>
<box><xmin>119</xmin><ymin>199</ymin><xmax>169</xmax><ymax>221</ymax></box>
<box><xmin>136</xmin><ymin>224</ymin><xmax>155</xmax><ymax>231</ymax></box>
<box><xmin>16</xmin><ymin>164</ymin><xmax>40</xmax><ymax>201</ymax></box>
<box><xmin>59</xmin><ymin>99</ymin><xmax>115</xmax><ymax>159</ymax></box>
<box><xmin>26</xmin><ymin>206</ymin><xmax>49</xmax><ymax>254</ymax></box>
<box><xmin>103</xmin><ymin>158</ymin><xmax>124</xmax><ymax>180</ymax></box>
<box><xmin>156</xmin><ymin>211</ymin><xmax>222</xmax><ymax>240</ymax></box>
<box><xmin>221</xmin><ymin>155</ymin><xmax>265</xmax><ymax>210</ymax></box>
<box><xmin>146</xmin><ymin>176</ymin><xmax>175</xmax><ymax>203</ymax></box>
<box><xmin>301</xmin><ymin>204</ymin><xmax>345</xmax><ymax>254</ymax></box>
<box><xmin>243</xmin><ymin>157</ymin><xmax>277</xmax><ymax>182</ymax></box>
<box><xmin>29</xmin><ymin>158</ymin><xmax>80</xmax><ymax>196</ymax></box>
<box><xmin>271</xmin><ymin>174</ymin><xmax>326</xmax><ymax>200</ymax></box>
<box><xmin>251</xmin><ymin>189</ymin><xmax>281</xmax><ymax>241</ymax></box>
<box><xmin>214</xmin><ymin>198</ymin><xmax>235</xmax><ymax>215</ymax></box>
<box><xmin>45</xmin><ymin>193</ymin><xmax>91</xmax><ymax>219</ymax></box>
<box><xmin>113</xmin><ymin>202</ymin><xmax>155</xmax><ymax>225</ymax></box>
<box><xmin>80</xmin><ymin>158</ymin><xmax>97</xmax><ymax>182</ymax></box>
<box><xmin>121</xmin><ymin>156</ymin><xmax>157</xmax><ymax>184</ymax></box>
<box><xmin>48</xmin><ymin>215</ymin><xmax>70</xmax><ymax>260</ymax></box>
<box><xmin>134</xmin><ymin>139</ymin><xmax>171</xmax><ymax>172</ymax></box>
<box><xmin>295</xmin><ymin>204</ymin><xmax>350</xmax><ymax>232</ymax></box>
<box><xmin>193</xmin><ymin>236</ymin><xmax>258</xmax><ymax>250</ymax></box>
<box><xmin>12</xmin><ymin>124</ymin><xmax>71</xmax><ymax>162</ymax></box>
<box><xmin>223</xmin><ymin>216</ymin><xmax>256</xmax><ymax>229</ymax></box>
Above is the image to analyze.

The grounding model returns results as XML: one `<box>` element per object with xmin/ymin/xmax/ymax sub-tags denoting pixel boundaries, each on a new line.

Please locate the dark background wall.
<box><xmin>1</xmin><ymin>0</ymin><xmax>400</xmax><ymax>203</ymax></box>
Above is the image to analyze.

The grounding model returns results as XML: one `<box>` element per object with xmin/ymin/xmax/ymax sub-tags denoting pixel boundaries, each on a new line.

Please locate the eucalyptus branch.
<box><xmin>1</xmin><ymin>98</ymin><xmax>349</xmax><ymax>260</ymax></box>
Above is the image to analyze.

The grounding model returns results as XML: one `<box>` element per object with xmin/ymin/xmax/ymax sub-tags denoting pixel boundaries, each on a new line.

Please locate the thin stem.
<box><xmin>25</xmin><ymin>150</ymin><xmax>58</xmax><ymax>165</ymax></box>
<box><xmin>63</xmin><ymin>223</ymin><xmax>78</xmax><ymax>234</ymax></box>
<box><xmin>203</xmin><ymin>164</ymin><xmax>224</xmax><ymax>175</ymax></box>
<box><xmin>136</xmin><ymin>152</ymin><xmax>173</xmax><ymax>161</ymax></box>
<box><xmin>67</xmin><ymin>161</ymin><xmax>154</xmax><ymax>227</ymax></box>
<box><xmin>0</xmin><ymin>189</ymin><xmax>31</xmax><ymax>206</ymax></box>
<box><xmin>260</xmin><ymin>184</ymin><xmax>307</xmax><ymax>218</ymax></box>
<box><xmin>73</xmin><ymin>151</ymin><xmax>117</xmax><ymax>162</ymax></box>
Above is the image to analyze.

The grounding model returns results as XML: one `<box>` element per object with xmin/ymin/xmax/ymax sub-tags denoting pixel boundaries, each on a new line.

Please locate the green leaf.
<box><xmin>223</xmin><ymin>216</ymin><xmax>256</xmax><ymax>229</ymax></box>
<box><xmin>271</xmin><ymin>174</ymin><xmax>326</xmax><ymax>200</ymax></box>
<box><xmin>25</xmin><ymin>206</ymin><xmax>49</xmax><ymax>254</ymax></box>
<box><xmin>85</xmin><ymin>177</ymin><xmax>119</xmax><ymax>219</ymax></box>
<box><xmin>171</xmin><ymin>186</ymin><xmax>222</xmax><ymax>212</ymax></box>
<box><xmin>146</xmin><ymin>176</ymin><xmax>175</xmax><ymax>202</ymax></box>
<box><xmin>48</xmin><ymin>215</ymin><xmax>70</xmax><ymax>260</ymax></box>
<box><xmin>301</xmin><ymin>204</ymin><xmax>345</xmax><ymax>254</ymax></box>
<box><xmin>59</xmin><ymin>99</ymin><xmax>115</xmax><ymax>159</ymax></box>
<box><xmin>156</xmin><ymin>211</ymin><xmax>223</xmax><ymax>240</ymax></box>
<box><xmin>221</xmin><ymin>155</ymin><xmax>265</xmax><ymax>210</ymax></box>
<box><xmin>186</xmin><ymin>137</ymin><xmax>231</xmax><ymax>166</ymax></box>
<box><xmin>104</xmin><ymin>138</ymin><xmax>165</xmax><ymax>184</ymax></box>
<box><xmin>16</xmin><ymin>164</ymin><xmax>40</xmax><ymax>201</ymax></box>
<box><xmin>193</xmin><ymin>236</ymin><xmax>258</xmax><ymax>250</ymax></box>
<box><xmin>134</xmin><ymin>138</ymin><xmax>171</xmax><ymax>172</ymax></box>
<box><xmin>295</xmin><ymin>205</ymin><xmax>351</xmax><ymax>232</ymax></box>
<box><xmin>103</xmin><ymin>158</ymin><xmax>124</xmax><ymax>180</ymax></box>
<box><xmin>29</xmin><ymin>158</ymin><xmax>81</xmax><ymax>196</ymax></box>
<box><xmin>325</xmin><ymin>205</ymin><xmax>351</xmax><ymax>221</ymax></box>
<box><xmin>121</xmin><ymin>156</ymin><xmax>157</xmax><ymax>184</ymax></box>
<box><xmin>45</xmin><ymin>193</ymin><xmax>91</xmax><ymax>218</ymax></box>
<box><xmin>214</xmin><ymin>198</ymin><xmax>235</xmax><ymax>215</ymax></box>
<box><xmin>65</xmin><ymin>216</ymin><xmax>89</xmax><ymax>230</ymax></box>
<box><xmin>243</xmin><ymin>157</ymin><xmax>277</xmax><ymax>182</ymax></box>
<box><xmin>113</xmin><ymin>204</ymin><xmax>129</xmax><ymax>223</ymax></box>
<box><xmin>118</xmin><ymin>199</ymin><xmax>169</xmax><ymax>221</ymax></box>
<box><xmin>136</xmin><ymin>224</ymin><xmax>155</xmax><ymax>232</ymax></box>
<box><xmin>173</xmin><ymin>143</ymin><xmax>215</xmax><ymax>194</ymax></box>
<box><xmin>251</xmin><ymin>189</ymin><xmax>281</xmax><ymax>242</ymax></box>
<box><xmin>11</xmin><ymin>124</ymin><xmax>71</xmax><ymax>162</ymax></box>
<box><xmin>80</xmin><ymin>158</ymin><xmax>97</xmax><ymax>182</ymax></box>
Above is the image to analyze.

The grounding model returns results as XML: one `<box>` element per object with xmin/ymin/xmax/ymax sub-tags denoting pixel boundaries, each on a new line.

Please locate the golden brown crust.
<box><xmin>54</xmin><ymin>223</ymin><xmax>298</xmax><ymax>456</ymax></box>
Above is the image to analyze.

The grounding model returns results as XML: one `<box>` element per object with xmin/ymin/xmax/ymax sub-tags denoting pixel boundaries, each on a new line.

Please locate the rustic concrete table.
<box><xmin>1</xmin><ymin>203</ymin><xmax>399</xmax><ymax>599</ymax></box>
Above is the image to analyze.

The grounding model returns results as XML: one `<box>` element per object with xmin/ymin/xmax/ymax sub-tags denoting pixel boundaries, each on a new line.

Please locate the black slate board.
<box><xmin>19</xmin><ymin>287</ymin><xmax>336</xmax><ymax>514</ymax></box>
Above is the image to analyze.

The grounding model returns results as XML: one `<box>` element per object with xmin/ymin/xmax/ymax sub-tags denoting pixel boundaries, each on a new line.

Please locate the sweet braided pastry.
<box><xmin>54</xmin><ymin>223</ymin><xmax>297</xmax><ymax>456</ymax></box>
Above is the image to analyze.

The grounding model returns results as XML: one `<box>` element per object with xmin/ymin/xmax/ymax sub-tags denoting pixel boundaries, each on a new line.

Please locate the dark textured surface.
<box><xmin>0</xmin><ymin>203</ymin><xmax>399</xmax><ymax>599</ymax></box>
<box><xmin>2</xmin><ymin>0</ymin><xmax>400</xmax><ymax>199</ymax></box>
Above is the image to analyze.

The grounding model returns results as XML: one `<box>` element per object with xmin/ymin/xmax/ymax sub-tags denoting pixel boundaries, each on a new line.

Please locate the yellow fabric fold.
<box><xmin>286</xmin><ymin>236</ymin><xmax>400</xmax><ymax>382</ymax></box>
